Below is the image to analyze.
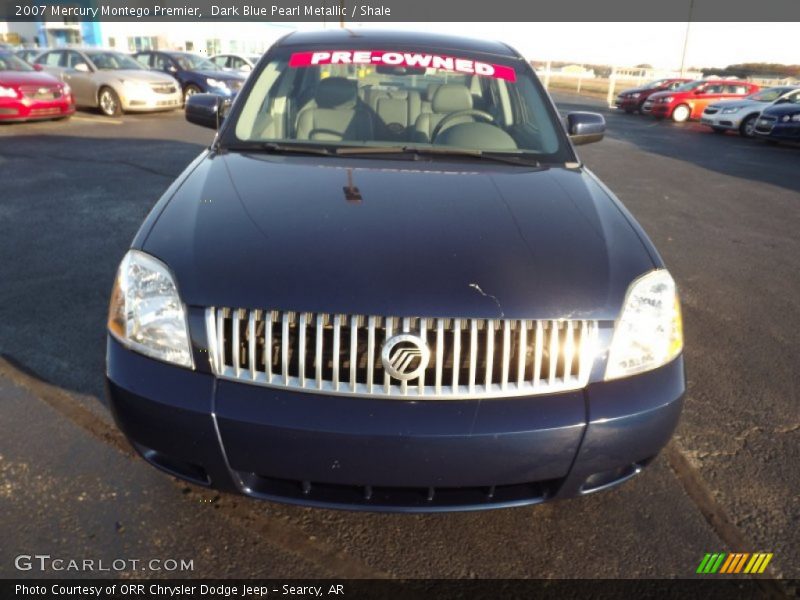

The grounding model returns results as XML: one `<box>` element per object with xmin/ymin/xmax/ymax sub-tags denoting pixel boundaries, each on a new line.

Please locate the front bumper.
<box><xmin>121</xmin><ymin>90</ymin><xmax>182</xmax><ymax>112</ymax></box>
<box><xmin>754</xmin><ymin>121</ymin><xmax>800</xmax><ymax>141</ymax></box>
<box><xmin>646</xmin><ymin>102</ymin><xmax>672</xmax><ymax>117</ymax></box>
<box><xmin>0</xmin><ymin>96</ymin><xmax>75</xmax><ymax>121</ymax></box>
<box><xmin>700</xmin><ymin>112</ymin><xmax>742</xmax><ymax>130</ymax></box>
<box><xmin>106</xmin><ymin>336</ymin><xmax>685</xmax><ymax>512</ymax></box>
<box><xmin>614</xmin><ymin>97</ymin><xmax>641</xmax><ymax>111</ymax></box>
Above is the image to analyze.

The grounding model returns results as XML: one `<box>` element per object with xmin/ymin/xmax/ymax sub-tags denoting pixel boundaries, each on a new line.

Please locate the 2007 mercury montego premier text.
<box><xmin>106</xmin><ymin>29</ymin><xmax>685</xmax><ymax>512</ymax></box>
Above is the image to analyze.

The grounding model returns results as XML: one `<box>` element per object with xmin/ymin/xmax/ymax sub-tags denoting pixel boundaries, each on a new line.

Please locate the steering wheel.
<box><xmin>431</xmin><ymin>109</ymin><xmax>496</xmax><ymax>142</ymax></box>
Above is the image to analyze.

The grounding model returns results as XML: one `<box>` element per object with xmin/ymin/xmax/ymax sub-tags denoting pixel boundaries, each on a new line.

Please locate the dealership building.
<box><xmin>1</xmin><ymin>17</ymin><xmax>295</xmax><ymax>56</ymax></box>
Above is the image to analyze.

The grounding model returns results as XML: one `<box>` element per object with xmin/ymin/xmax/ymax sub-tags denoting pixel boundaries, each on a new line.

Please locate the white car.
<box><xmin>209</xmin><ymin>53</ymin><xmax>261</xmax><ymax>74</ymax></box>
<box><xmin>35</xmin><ymin>48</ymin><xmax>182</xmax><ymax>116</ymax></box>
<box><xmin>701</xmin><ymin>86</ymin><xmax>800</xmax><ymax>137</ymax></box>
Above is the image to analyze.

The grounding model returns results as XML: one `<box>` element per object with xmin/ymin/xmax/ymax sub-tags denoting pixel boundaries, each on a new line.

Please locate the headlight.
<box><xmin>630</xmin><ymin>92</ymin><xmax>641</xmax><ymax>98</ymax></box>
<box><xmin>0</xmin><ymin>85</ymin><xmax>18</xmax><ymax>98</ymax></box>
<box><xmin>721</xmin><ymin>106</ymin><xmax>741</xmax><ymax>114</ymax></box>
<box><xmin>206</xmin><ymin>77</ymin><xmax>228</xmax><ymax>89</ymax></box>
<box><xmin>659</xmin><ymin>96</ymin><xmax>673</xmax><ymax>103</ymax></box>
<box><xmin>791</xmin><ymin>114</ymin><xmax>800</xmax><ymax>122</ymax></box>
<box><xmin>605</xmin><ymin>269</ymin><xmax>683</xmax><ymax>381</ymax></box>
<box><xmin>108</xmin><ymin>250</ymin><xmax>193</xmax><ymax>368</ymax></box>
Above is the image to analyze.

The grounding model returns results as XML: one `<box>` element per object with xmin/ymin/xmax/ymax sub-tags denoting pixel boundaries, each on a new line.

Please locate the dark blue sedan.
<box><xmin>133</xmin><ymin>50</ymin><xmax>245</xmax><ymax>103</ymax></box>
<box><xmin>107</xmin><ymin>30</ymin><xmax>686</xmax><ymax>512</ymax></box>
<box><xmin>754</xmin><ymin>88</ymin><xmax>800</xmax><ymax>144</ymax></box>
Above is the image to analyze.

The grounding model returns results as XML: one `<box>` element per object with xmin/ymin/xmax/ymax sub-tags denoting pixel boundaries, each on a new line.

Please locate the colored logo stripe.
<box><xmin>698</xmin><ymin>553</ymin><xmax>773</xmax><ymax>574</ymax></box>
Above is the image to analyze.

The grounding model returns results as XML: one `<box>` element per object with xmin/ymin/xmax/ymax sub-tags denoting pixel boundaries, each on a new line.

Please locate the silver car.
<box><xmin>34</xmin><ymin>48</ymin><xmax>182</xmax><ymax>116</ymax></box>
<box><xmin>701</xmin><ymin>85</ymin><xmax>800</xmax><ymax>137</ymax></box>
<box><xmin>209</xmin><ymin>53</ymin><xmax>262</xmax><ymax>74</ymax></box>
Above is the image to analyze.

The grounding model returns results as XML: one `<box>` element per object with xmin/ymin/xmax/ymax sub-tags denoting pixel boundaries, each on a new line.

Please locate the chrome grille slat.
<box><xmin>248</xmin><ymin>310</ymin><xmax>257</xmax><ymax>380</ymax></box>
<box><xmin>366</xmin><ymin>316</ymin><xmax>376</xmax><ymax>392</ymax></box>
<box><xmin>451</xmin><ymin>318</ymin><xmax>461</xmax><ymax>391</ymax></box>
<box><xmin>208</xmin><ymin>308</ymin><xmax>599</xmax><ymax>400</ymax></box>
<box><xmin>332</xmin><ymin>314</ymin><xmax>341</xmax><ymax>391</ymax></box>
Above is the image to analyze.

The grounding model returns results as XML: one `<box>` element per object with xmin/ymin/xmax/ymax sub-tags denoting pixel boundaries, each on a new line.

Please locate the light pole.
<box><xmin>679</xmin><ymin>0</ymin><xmax>695</xmax><ymax>77</ymax></box>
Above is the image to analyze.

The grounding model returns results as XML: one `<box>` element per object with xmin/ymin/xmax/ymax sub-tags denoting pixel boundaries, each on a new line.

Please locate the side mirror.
<box><xmin>186</xmin><ymin>93</ymin><xmax>228</xmax><ymax>129</ymax></box>
<box><xmin>694</xmin><ymin>88</ymin><xmax>706</xmax><ymax>95</ymax></box>
<box><xmin>74</xmin><ymin>63</ymin><xmax>90</xmax><ymax>73</ymax></box>
<box><xmin>566</xmin><ymin>112</ymin><xmax>605</xmax><ymax>145</ymax></box>
<box><xmin>241</xmin><ymin>64</ymin><xmax>252</xmax><ymax>73</ymax></box>
<box><xmin>32</xmin><ymin>63</ymin><xmax>43</xmax><ymax>71</ymax></box>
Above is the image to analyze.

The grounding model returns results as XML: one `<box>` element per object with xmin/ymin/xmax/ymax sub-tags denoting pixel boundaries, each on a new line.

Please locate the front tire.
<box><xmin>183</xmin><ymin>84</ymin><xmax>201</xmax><ymax>105</ymax></box>
<box><xmin>98</xmin><ymin>87</ymin><xmax>122</xmax><ymax>117</ymax></box>
<box><xmin>739</xmin><ymin>114</ymin><xmax>758</xmax><ymax>138</ymax></box>
<box><xmin>672</xmin><ymin>104</ymin><xmax>691</xmax><ymax>123</ymax></box>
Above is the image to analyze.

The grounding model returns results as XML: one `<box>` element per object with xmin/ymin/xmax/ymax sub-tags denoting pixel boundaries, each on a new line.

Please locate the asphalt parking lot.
<box><xmin>0</xmin><ymin>97</ymin><xmax>798</xmax><ymax>583</ymax></box>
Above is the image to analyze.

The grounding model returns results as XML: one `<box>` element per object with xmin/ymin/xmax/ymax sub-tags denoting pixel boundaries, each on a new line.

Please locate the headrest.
<box><xmin>426</xmin><ymin>83</ymin><xmax>441</xmax><ymax>101</ymax></box>
<box><xmin>432</xmin><ymin>84</ymin><xmax>472</xmax><ymax>113</ymax></box>
<box><xmin>315</xmin><ymin>77</ymin><xmax>357</xmax><ymax>109</ymax></box>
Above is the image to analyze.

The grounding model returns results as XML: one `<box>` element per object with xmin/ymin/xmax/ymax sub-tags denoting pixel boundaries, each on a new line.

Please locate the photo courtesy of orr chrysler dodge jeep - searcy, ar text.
<box><xmin>106</xmin><ymin>29</ymin><xmax>685</xmax><ymax>512</ymax></box>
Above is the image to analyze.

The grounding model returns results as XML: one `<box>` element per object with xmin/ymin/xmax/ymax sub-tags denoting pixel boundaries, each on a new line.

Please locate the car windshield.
<box><xmin>173</xmin><ymin>53</ymin><xmax>219</xmax><ymax>71</ymax></box>
<box><xmin>229</xmin><ymin>46</ymin><xmax>568</xmax><ymax>160</ymax></box>
<box><xmin>88</xmin><ymin>52</ymin><xmax>144</xmax><ymax>70</ymax></box>
<box><xmin>0</xmin><ymin>52</ymin><xmax>33</xmax><ymax>72</ymax></box>
<box><xmin>749</xmin><ymin>87</ymin><xmax>795</xmax><ymax>102</ymax></box>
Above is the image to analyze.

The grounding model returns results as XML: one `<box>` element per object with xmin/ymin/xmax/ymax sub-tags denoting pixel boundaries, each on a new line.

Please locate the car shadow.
<box><xmin>0</xmin><ymin>134</ymin><xmax>207</xmax><ymax>401</ymax></box>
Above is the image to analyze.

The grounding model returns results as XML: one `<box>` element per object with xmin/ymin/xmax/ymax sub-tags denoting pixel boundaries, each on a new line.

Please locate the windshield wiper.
<box><xmin>221</xmin><ymin>141</ymin><xmax>334</xmax><ymax>156</ymax></box>
<box><xmin>334</xmin><ymin>145</ymin><xmax>542</xmax><ymax>167</ymax></box>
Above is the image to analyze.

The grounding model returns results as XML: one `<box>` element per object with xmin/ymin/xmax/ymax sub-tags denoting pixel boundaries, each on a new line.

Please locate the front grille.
<box><xmin>29</xmin><ymin>107</ymin><xmax>62</xmax><ymax>116</ymax></box>
<box><xmin>151</xmin><ymin>83</ymin><xmax>177</xmax><ymax>94</ymax></box>
<box><xmin>238</xmin><ymin>472</ymin><xmax>560</xmax><ymax>509</ymax></box>
<box><xmin>19</xmin><ymin>85</ymin><xmax>60</xmax><ymax>100</ymax></box>
<box><xmin>206</xmin><ymin>308</ymin><xmax>598</xmax><ymax>399</ymax></box>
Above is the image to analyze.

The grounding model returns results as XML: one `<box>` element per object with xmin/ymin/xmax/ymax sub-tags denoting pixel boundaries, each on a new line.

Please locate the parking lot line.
<box><xmin>71</xmin><ymin>115</ymin><xmax>124</xmax><ymax>125</ymax></box>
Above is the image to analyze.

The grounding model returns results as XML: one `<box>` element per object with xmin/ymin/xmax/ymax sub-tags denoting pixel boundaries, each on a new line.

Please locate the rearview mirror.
<box><xmin>186</xmin><ymin>93</ymin><xmax>228</xmax><ymax>129</ymax></box>
<box><xmin>566</xmin><ymin>112</ymin><xmax>605</xmax><ymax>145</ymax></box>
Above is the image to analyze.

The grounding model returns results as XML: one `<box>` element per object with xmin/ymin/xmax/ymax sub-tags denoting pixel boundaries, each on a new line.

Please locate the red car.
<box><xmin>0</xmin><ymin>50</ymin><xmax>75</xmax><ymax>122</ymax></box>
<box><xmin>642</xmin><ymin>79</ymin><xmax>760</xmax><ymax>122</ymax></box>
<box><xmin>614</xmin><ymin>78</ymin><xmax>691</xmax><ymax>114</ymax></box>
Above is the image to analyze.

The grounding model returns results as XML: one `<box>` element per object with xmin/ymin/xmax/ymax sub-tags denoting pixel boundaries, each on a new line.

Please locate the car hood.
<box><xmin>0</xmin><ymin>70</ymin><xmax>61</xmax><ymax>87</ymax></box>
<box><xmin>105</xmin><ymin>69</ymin><xmax>176</xmax><ymax>84</ymax></box>
<box><xmin>140</xmin><ymin>154</ymin><xmax>657</xmax><ymax>320</ymax></box>
<box><xmin>619</xmin><ymin>86</ymin><xmax>653</xmax><ymax>95</ymax></box>
<box><xmin>647</xmin><ymin>90</ymin><xmax>680</xmax><ymax>102</ymax></box>
<box><xmin>760</xmin><ymin>103</ymin><xmax>800</xmax><ymax>117</ymax></box>
<box><xmin>708</xmin><ymin>98</ymin><xmax>762</xmax><ymax>110</ymax></box>
<box><xmin>193</xmin><ymin>69</ymin><xmax>244</xmax><ymax>81</ymax></box>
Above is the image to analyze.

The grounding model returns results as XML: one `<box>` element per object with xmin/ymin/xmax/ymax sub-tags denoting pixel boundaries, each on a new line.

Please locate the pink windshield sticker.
<box><xmin>288</xmin><ymin>50</ymin><xmax>517</xmax><ymax>82</ymax></box>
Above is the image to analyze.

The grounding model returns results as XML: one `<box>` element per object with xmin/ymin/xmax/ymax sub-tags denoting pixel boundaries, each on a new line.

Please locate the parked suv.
<box><xmin>107</xmin><ymin>29</ymin><xmax>685</xmax><ymax>513</ymax></box>
<box><xmin>615</xmin><ymin>78</ymin><xmax>691</xmax><ymax>114</ymax></box>
<box><xmin>643</xmin><ymin>79</ymin><xmax>760</xmax><ymax>122</ymax></box>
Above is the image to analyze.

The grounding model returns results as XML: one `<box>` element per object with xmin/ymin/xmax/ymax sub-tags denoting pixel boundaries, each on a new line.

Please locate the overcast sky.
<box><xmin>290</xmin><ymin>22</ymin><xmax>800</xmax><ymax>69</ymax></box>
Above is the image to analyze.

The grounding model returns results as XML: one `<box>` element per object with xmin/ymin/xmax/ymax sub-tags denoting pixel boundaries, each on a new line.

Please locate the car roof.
<box><xmin>276</xmin><ymin>29</ymin><xmax>518</xmax><ymax>59</ymax></box>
